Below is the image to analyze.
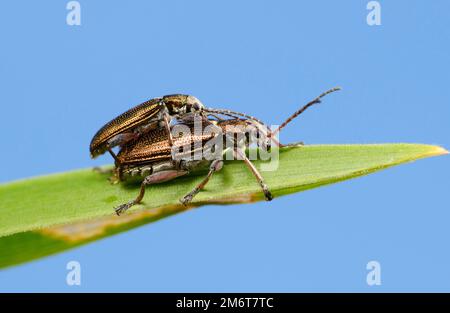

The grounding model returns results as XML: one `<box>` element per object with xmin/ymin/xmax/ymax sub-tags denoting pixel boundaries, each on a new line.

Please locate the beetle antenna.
<box><xmin>205</xmin><ymin>108</ymin><xmax>274</xmax><ymax>137</ymax></box>
<box><xmin>270</xmin><ymin>87</ymin><xmax>341</xmax><ymax>137</ymax></box>
<box><xmin>205</xmin><ymin>108</ymin><xmax>268</xmax><ymax>128</ymax></box>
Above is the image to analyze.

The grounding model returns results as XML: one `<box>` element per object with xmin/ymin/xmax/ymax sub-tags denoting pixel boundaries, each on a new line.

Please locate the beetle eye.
<box><xmin>186</xmin><ymin>96</ymin><xmax>204</xmax><ymax>112</ymax></box>
<box><xmin>192</xmin><ymin>102</ymin><xmax>205</xmax><ymax>112</ymax></box>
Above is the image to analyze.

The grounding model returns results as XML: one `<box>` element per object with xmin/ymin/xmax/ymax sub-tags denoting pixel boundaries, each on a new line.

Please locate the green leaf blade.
<box><xmin>0</xmin><ymin>143</ymin><xmax>447</xmax><ymax>268</ymax></box>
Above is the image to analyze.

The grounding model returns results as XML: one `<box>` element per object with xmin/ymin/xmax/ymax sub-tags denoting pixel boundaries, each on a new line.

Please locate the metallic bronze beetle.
<box><xmin>89</xmin><ymin>94</ymin><xmax>205</xmax><ymax>159</ymax></box>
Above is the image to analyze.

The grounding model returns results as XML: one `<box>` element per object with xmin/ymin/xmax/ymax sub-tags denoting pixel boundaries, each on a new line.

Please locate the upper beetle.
<box><xmin>89</xmin><ymin>94</ymin><xmax>205</xmax><ymax>158</ymax></box>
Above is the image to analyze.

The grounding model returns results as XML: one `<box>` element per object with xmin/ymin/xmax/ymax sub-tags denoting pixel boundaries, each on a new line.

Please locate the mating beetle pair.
<box><xmin>90</xmin><ymin>88</ymin><xmax>341</xmax><ymax>215</ymax></box>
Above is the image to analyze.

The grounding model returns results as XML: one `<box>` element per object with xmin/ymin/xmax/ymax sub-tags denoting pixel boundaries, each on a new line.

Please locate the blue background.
<box><xmin>0</xmin><ymin>0</ymin><xmax>449</xmax><ymax>292</ymax></box>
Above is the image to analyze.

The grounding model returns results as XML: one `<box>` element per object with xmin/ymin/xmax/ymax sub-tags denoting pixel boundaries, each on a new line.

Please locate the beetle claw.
<box><xmin>262</xmin><ymin>185</ymin><xmax>273</xmax><ymax>201</ymax></box>
<box><xmin>114</xmin><ymin>201</ymin><xmax>134</xmax><ymax>215</ymax></box>
<box><xmin>180</xmin><ymin>195</ymin><xmax>192</xmax><ymax>206</ymax></box>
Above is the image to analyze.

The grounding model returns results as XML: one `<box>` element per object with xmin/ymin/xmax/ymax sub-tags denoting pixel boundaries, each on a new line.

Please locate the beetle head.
<box><xmin>90</xmin><ymin>143</ymin><xmax>106</xmax><ymax>159</ymax></box>
<box><xmin>186</xmin><ymin>95</ymin><xmax>204</xmax><ymax>112</ymax></box>
<box><xmin>162</xmin><ymin>94</ymin><xmax>204</xmax><ymax>115</ymax></box>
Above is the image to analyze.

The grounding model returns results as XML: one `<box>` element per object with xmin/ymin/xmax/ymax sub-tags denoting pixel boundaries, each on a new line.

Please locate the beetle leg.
<box><xmin>110</xmin><ymin>165</ymin><xmax>124</xmax><ymax>184</ymax></box>
<box><xmin>162</xmin><ymin>113</ymin><xmax>174</xmax><ymax>146</ymax></box>
<box><xmin>107</xmin><ymin>146</ymin><xmax>119</xmax><ymax>163</ymax></box>
<box><xmin>180</xmin><ymin>159</ymin><xmax>224</xmax><ymax>206</ymax></box>
<box><xmin>234</xmin><ymin>148</ymin><xmax>273</xmax><ymax>201</ymax></box>
<box><xmin>105</xmin><ymin>146</ymin><xmax>126</xmax><ymax>182</ymax></box>
<box><xmin>207</xmin><ymin>113</ymin><xmax>225</xmax><ymax>122</ymax></box>
<box><xmin>114</xmin><ymin>169</ymin><xmax>188</xmax><ymax>215</ymax></box>
<box><xmin>106</xmin><ymin>132</ymin><xmax>137</xmax><ymax>152</ymax></box>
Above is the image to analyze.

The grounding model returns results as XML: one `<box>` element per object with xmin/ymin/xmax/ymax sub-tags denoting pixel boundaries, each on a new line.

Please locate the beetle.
<box><xmin>89</xmin><ymin>94</ymin><xmax>205</xmax><ymax>159</ymax></box>
<box><xmin>110</xmin><ymin>87</ymin><xmax>341</xmax><ymax>215</ymax></box>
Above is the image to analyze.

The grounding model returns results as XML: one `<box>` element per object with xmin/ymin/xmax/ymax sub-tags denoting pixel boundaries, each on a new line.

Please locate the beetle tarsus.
<box><xmin>263</xmin><ymin>186</ymin><xmax>273</xmax><ymax>201</ymax></box>
<box><xmin>180</xmin><ymin>195</ymin><xmax>193</xmax><ymax>206</ymax></box>
<box><xmin>115</xmin><ymin>201</ymin><xmax>135</xmax><ymax>215</ymax></box>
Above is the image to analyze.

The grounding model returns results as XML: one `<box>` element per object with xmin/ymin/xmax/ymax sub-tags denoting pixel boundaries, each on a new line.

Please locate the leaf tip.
<box><xmin>430</xmin><ymin>145</ymin><xmax>449</xmax><ymax>157</ymax></box>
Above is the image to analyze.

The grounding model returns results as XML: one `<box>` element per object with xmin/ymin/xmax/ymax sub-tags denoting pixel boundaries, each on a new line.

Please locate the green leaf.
<box><xmin>0</xmin><ymin>144</ymin><xmax>447</xmax><ymax>269</ymax></box>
